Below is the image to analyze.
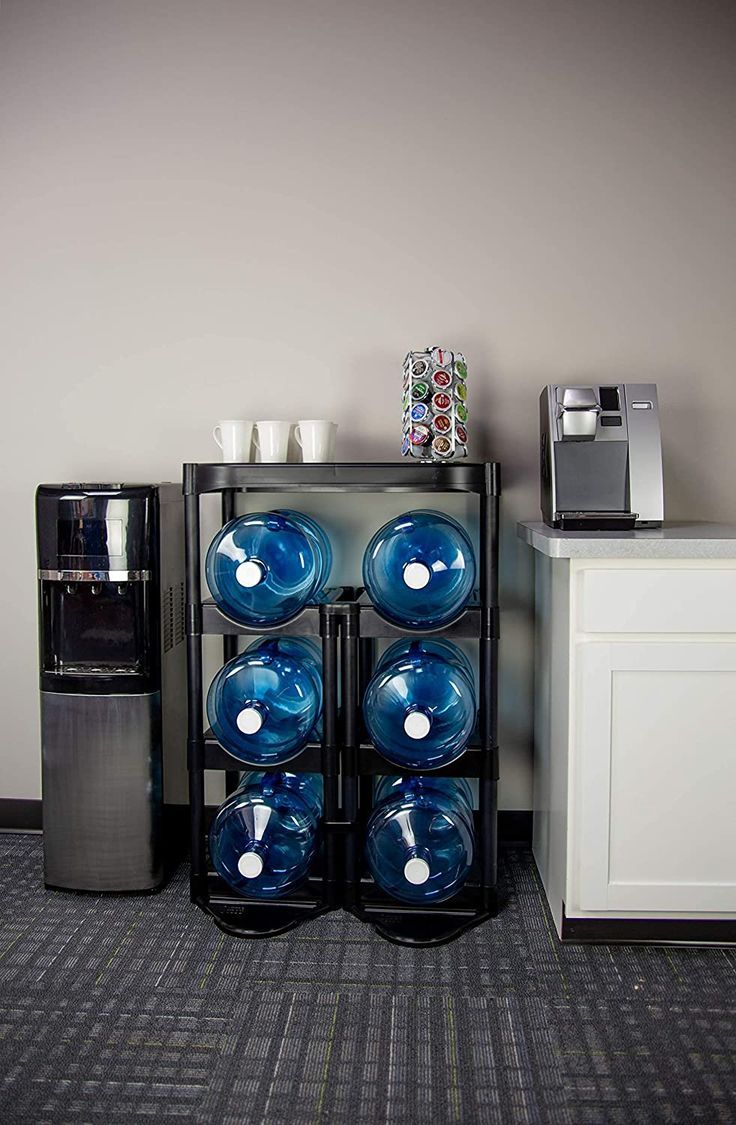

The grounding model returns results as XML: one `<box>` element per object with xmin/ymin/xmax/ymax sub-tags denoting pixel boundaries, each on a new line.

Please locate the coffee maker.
<box><xmin>36</xmin><ymin>483</ymin><xmax>186</xmax><ymax>892</ymax></box>
<box><xmin>540</xmin><ymin>383</ymin><xmax>664</xmax><ymax>530</ymax></box>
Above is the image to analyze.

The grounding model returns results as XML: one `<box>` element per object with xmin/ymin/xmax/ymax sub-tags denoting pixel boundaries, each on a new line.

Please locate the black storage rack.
<box><xmin>184</xmin><ymin>461</ymin><xmax>501</xmax><ymax>946</ymax></box>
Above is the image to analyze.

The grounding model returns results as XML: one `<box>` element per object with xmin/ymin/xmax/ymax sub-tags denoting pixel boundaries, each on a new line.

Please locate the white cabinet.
<box><xmin>576</xmin><ymin>640</ymin><xmax>736</xmax><ymax>914</ymax></box>
<box><xmin>525</xmin><ymin>540</ymin><xmax>736</xmax><ymax>941</ymax></box>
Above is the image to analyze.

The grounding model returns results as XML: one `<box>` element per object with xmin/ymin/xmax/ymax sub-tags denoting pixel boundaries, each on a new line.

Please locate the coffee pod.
<box><xmin>432</xmin><ymin>435</ymin><xmax>453</xmax><ymax>458</ymax></box>
<box><xmin>432</xmin><ymin>390</ymin><xmax>452</xmax><ymax>413</ymax></box>
<box><xmin>432</xmin><ymin>368</ymin><xmax>452</xmax><ymax>390</ymax></box>
<box><xmin>411</xmin><ymin>358</ymin><xmax>429</xmax><ymax>378</ymax></box>
<box><xmin>401</xmin><ymin>435</ymin><xmax>411</xmax><ymax>456</ymax></box>
<box><xmin>455</xmin><ymin>423</ymin><xmax>468</xmax><ymax>445</ymax></box>
<box><xmin>430</xmin><ymin>347</ymin><xmax>453</xmax><ymax>368</ymax></box>
<box><xmin>410</xmin><ymin>424</ymin><xmax>431</xmax><ymax>446</ymax></box>
<box><xmin>411</xmin><ymin>380</ymin><xmax>430</xmax><ymax>401</ymax></box>
<box><xmin>432</xmin><ymin>413</ymin><xmax>452</xmax><ymax>436</ymax></box>
<box><xmin>456</xmin><ymin>402</ymin><xmax>468</xmax><ymax>423</ymax></box>
<box><xmin>455</xmin><ymin>381</ymin><xmax>468</xmax><ymax>402</ymax></box>
<box><xmin>454</xmin><ymin>356</ymin><xmax>467</xmax><ymax>379</ymax></box>
<box><xmin>411</xmin><ymin>402</ymin><xmax>430</xmax><ymax>423</ymax></box>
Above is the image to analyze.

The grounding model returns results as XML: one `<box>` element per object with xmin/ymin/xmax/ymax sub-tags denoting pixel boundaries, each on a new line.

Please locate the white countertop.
<box><xmin>517</xmin><ymin>521</ymin><xmax>736</xmax><ymax>559</ymax></box>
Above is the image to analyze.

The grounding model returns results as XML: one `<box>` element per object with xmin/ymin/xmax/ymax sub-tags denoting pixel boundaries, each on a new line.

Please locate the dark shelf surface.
<box><xmin>197</xmin><ymin>592</ymin><xmax>498</xmax><ymax>639</ymax></box>
<box><xmin>202</xmin><ymin>731</ymin><xmax>325</xmax><ymax>773</ymax></box>
<box><xmin>200</xmin><ymin>881</ymin><xmax>331</xmax><ymax>938</ymax></box>
<box><xmin>356</xmin><ymin>743</ymin><xmax>492</xmax><ymax>778</ymax></box>
<box><xmin>201</xmin><ymin>736</ymin><xmax>494</xmax><ymax>777</ymax></box>
<box><xmin>184</xmin><ymin>461</ymin><xmax>500</xmax><ymax>496</ymax></box>
<box><xmin>354</xmin><ymin>877</ymin><xmax>489</xmax><ymax>917</ymax></box>
<box><xmin>361</xmin><ymin>908</ymin><xmax>491</xmax><ymax>947</ymax></box>
<box><xmin>356</xmin><ymin>597</ymin><xmax>487</xmax><ymax>639</ymax></box>
<box><xmin>199</xmin><ymin>591</ymin><xmax>348</xmax><ymax>636</ymax></box>
<box><xmin>206</xmin><ymin>872</ymin><xmax>326</xmax><ymax>907</ymax></box>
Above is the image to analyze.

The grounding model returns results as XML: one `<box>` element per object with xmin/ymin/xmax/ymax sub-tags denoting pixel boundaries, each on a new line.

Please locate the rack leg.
<box><xmin>185</xmin><ymin>489</ymin><xmax>207</xmax><ymax>904</ymax></box>
<box><xmin>342</xmin><ymin>606</ymin><xmax>360</xmax><ymax>909</ymax></box>
<box><xmin>479</xmin><ymin>488</ymin><xmax>500</xmax><ymax>911</ymax></box>
<box><xmin>221</xmin><ymin>488</ymin><xmax>240</xmax><ymax>796</ymax></box>
<box><xmin>321</xmin><ymin>613</ymin><xmax>340</xmax><ymax>907</ymax></box>
<box><xmin>357</xmin><ymin>637</ymin><xmax>376</xmax><ymax>831</ymax></box>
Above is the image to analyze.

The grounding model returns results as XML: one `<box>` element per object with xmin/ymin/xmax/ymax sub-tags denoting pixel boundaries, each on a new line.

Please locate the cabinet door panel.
<box><xmin>576</xmin><ymin>642</ymin><xmax>736</xmax><ymax>913</ymax></box>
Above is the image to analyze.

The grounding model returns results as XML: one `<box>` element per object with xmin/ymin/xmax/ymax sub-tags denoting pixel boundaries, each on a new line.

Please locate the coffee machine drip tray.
<box><xmin>556</xmin><ymin>511</ymin><xmax>638</xmax><ymax>531</ymax></box>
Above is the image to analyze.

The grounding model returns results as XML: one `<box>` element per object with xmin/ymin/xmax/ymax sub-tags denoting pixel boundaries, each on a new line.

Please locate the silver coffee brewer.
<box><xmin>36</xmin><ymin>483</ymin><xmax>186</xmax><ymax>891</ymax></box>
<box><xmin>539</xmin><ymin>383</ymin><xmax>664</xmax><ymax>530</ymax></box>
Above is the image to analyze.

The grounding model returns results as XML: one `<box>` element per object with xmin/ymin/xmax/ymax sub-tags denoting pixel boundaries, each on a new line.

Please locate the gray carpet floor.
<box><xmin>0</xmin><ymin>833</ymin><xmax>734</xmax><ymax>1125</ymax></box>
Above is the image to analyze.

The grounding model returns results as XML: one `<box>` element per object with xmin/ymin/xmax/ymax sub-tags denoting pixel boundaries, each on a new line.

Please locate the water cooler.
<box><xmin>36</xmin><ymin>483</ymin><xmax>186</xmax><ymax>892</ymax></box>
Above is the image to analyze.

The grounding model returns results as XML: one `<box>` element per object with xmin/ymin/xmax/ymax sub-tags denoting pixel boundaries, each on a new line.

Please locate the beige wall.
<box><xmin>2</xmin><ymin>0</ymin><xmax>735</xmax><ymax>804</ymax></box>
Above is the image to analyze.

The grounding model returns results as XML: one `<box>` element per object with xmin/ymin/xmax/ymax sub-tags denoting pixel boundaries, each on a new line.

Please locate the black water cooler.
<box><xmin>36</xmin><ymin>484</ymin><xmax>185</xmax><ymax>892</ymax></box>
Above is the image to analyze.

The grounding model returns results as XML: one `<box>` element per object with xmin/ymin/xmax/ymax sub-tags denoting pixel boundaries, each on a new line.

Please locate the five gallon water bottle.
<box><xmin>209</xmin><ymin>772</ymin><xmax>323</xmax><ymax>898</ymax></box>
<box><xmin>363</xmin><ymin>639</ymin><xmax>476</xmax><ymax>769</ymax></box>
<box><xmin>362</xmin><ymin>510</ymin><xmax>476</xmax><ymax>629</ymax></box>
<box><xmin>206</xmin><ymin>510</ymin><xmax>332</xmax><ymax>626</ymax></box>
<box><xmin>365</xmin><ymin>776</ymin><xmax>474</xmax><ymax>903</ymax></box>
<box><xmin>207</xmin><ymin>637</ymin><xmax>322</xmax><ymax>766</ymax></box>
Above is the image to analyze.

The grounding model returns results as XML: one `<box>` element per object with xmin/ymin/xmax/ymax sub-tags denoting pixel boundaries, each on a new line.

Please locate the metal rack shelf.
<box><xmin>184</xmin><ymin>460</ymin><xmax>501</xmax><ymax>946</ymax></box>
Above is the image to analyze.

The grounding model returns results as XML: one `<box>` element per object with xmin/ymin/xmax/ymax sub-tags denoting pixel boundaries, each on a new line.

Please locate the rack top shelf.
<box><xmin>183</xmin><ymin>461</ymin><xmax>500</xmax><ymax>496</ymax></box>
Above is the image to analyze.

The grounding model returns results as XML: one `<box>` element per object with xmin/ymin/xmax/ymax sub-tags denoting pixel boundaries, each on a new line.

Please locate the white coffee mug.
<box><xmin>295</xmin><ymin>420</ymin><xmax>337</xmax><ymax>463</ymax></box>
<box><xmin>254</xmin><ymin>420</ymin><xmax>291</xmax><ymax>463</ymax></box>
<box><xmin>213</xmin><ymin>420</ymin><xmax>253</xmax><ymax>462</ymax></box>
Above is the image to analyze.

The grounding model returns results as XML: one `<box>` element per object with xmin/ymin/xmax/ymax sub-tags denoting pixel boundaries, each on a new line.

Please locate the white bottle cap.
<box><xmin>402</xmin><ymin>561</ymin><xmax>431</xmax><ymax>590</ymax></box>
<box><xmin>235</xmin><ymin>559</ymin><xmax>265</xmax><ymax>587</ymax></box>
<box><xmin>404</xmin><ymin>857</ymin><xmax>431</xmax><ymax>885</ymax></box>
<box><xmin>403</xmin><ymin>710</ymin><xmax>431</xmax><ymax>740</ymax></box>
<box><xmin>236</xmin><ymin>706</ymin><xmax>263</xmax><ymax>735</ymax></box>
<box><xmin>237</xmin><ymin>852</ymin><xmax>264</xmax><ymax>878</ymax></box>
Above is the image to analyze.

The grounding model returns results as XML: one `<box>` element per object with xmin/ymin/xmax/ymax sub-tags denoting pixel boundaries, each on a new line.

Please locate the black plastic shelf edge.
<box><xmin>203</xmin><ymin>736</ymin><xmax>324</xmax><ymax>773</ymax></box>
<box><xmin>183</xmin><ymin>461</ymin><xmax>500</xmax><ymax>496</ymax></box>
<box><xmin>357</xmin><ymin>604</ymin><xmax>484</xmax><ymax>640</ymax></box>
<box><xmin>200</xmin><ymin>599</ymin><xmax>324</xmax><ymax>637</ymax></box>
<box><xmin>357</xmin><ymin>744</ymin><xmax>495</xmax><ymax>778</ymax></box>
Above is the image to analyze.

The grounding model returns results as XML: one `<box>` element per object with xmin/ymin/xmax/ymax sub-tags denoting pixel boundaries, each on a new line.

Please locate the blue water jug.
<box><xmin>205</xmin><ymin>510</ymin><xmax>332</xmax><ymax>626</ymax></box>
<box><xmin>366</xmin><ymin>776</ymin><xmax>474</xmax><ymax>903</ymax></box>
<box><xmin>362</xmin><ymin>510</ymin><xmax>476</xmax><ymax>629</ymax></box>
<box><xmin>364</xmin><ymin>639</ymin><xmax>476</xmax><ymax>769</ymax></box>
<box><xmin>207</xmin><ymin>638</ymin><xmax>323</xmax><ymax>766</ymax></box>
<box><xmin>275</xmin><ymin>510</ymin><xmax>332</xmax><ymax>599</ymax></box>
<box><xmin>376</xmin><ymin>637</ymin><xmax>475</xmax><ymax>681</ymax></box>
<box><xmin>209</xmin><ymin>772</ymin><xmax>323</xmax><ymax>898</ymax></box>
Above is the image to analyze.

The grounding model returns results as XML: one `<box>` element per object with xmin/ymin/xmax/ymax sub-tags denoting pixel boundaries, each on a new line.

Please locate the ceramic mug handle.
<box><xmin>213</xmin><ymin>424</ymin><xmax>223</xmax><ymax>449</ymax></box>
<box><xmin>294</xmin><ymin>425</ymin><xmax>303</xmax><ymax>449</ymax></box>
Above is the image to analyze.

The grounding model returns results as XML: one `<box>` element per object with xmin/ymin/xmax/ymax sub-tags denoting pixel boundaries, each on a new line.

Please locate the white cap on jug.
<box><xmin>404</xmin><ymin>857</ymin><xmax>431</xmax><ymax>885</ymax></box>
<box><xmin>238</xmin><ymin>852</ymin><xmax>264</xmax><ymax>879</ymax></box>
<box><xmin>403</xmin><ymin>561</ymin><xmax>431</xmax><ymax>590</ymax></box>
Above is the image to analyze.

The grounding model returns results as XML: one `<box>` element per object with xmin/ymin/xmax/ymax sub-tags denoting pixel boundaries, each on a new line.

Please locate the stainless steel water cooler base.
<box><xmin>41</xmin><ymin>691</ymin><xmax>162</xmax><ymax>892</ymax></box>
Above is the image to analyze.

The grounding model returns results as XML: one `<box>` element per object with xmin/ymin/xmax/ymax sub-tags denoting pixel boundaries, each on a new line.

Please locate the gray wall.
<box><xmin>2</xmin><ymin>0</ymin><xmax>736</xmax><ymax>804</ymax></box>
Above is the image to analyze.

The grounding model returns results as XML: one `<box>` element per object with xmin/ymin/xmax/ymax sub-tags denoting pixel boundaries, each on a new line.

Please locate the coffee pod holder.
<box><xmin>402</xmin><ymin>346</ymin><xmax>469</xmax><ymax>461</ymax></box>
